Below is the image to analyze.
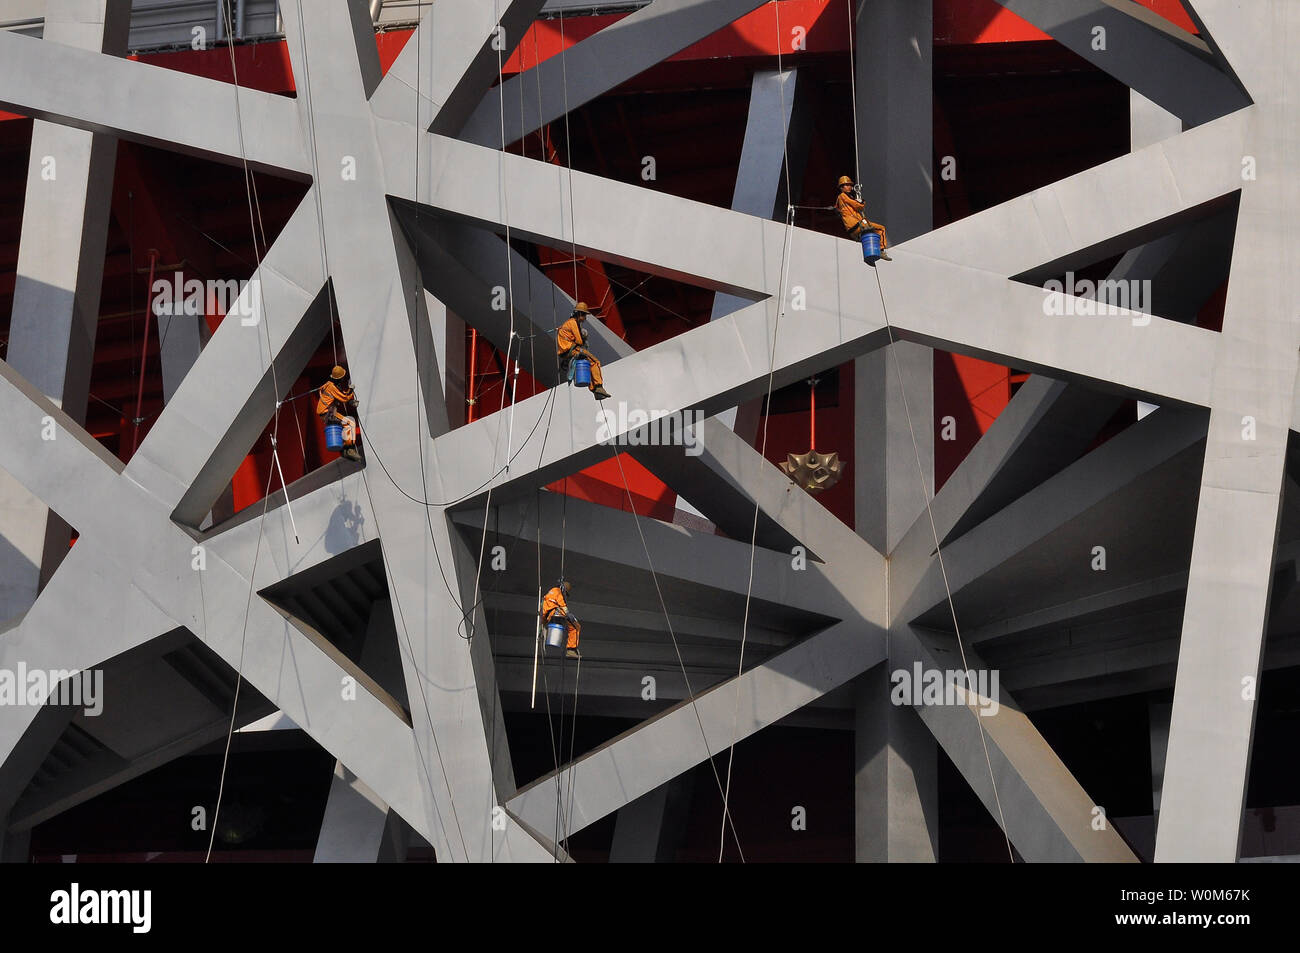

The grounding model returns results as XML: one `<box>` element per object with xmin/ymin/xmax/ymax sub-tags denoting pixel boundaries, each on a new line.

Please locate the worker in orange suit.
<box><xmin>541</xmin><ymin>579</ymin><xmax>582</xmax><ymax>659</ymax></box>
<box><xmin>557</xmin><ymin>302</ymin><xmax>611</xmax><ymax>400</ymax></box>
<box><xmin>317</xmin><ymin>364</ymin><xmax>361</xmax><ymax>461</ymax></box>
<box><xmin>835</xmin><ymin>175</ymin><xmax>891</xmax><ymax>261</ymax></box>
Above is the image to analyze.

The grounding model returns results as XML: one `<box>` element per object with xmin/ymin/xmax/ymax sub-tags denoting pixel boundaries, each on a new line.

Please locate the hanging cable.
<box><xmin>293</xmin><ymin>0</ymin><xmax>339</xmax><ymax>364</ymax></box>
<box><xmin>596</xmin><ymin>403</ymin><xmax>745</xmax><ymax>859</ymax></box>
<box><xmin>557</xmin><ymin>12</ymin><xmax>581</xmax><ymax>300</ymax></box>
<box><xmin>462</xmin><ymin>0</ymin><xmax>528</xmax><ymax>645</ymax></box>
<box><xmin>717</xmin><ymin>0</ymin><xmax>799</xmax><ymax>863</ymax></box>
<box><xmin>841</xmin><ymin>0</ymin><xmax>1013</xmax><ymax>861</ymax></box>
<box><xmin>869</xmin><ymin>267</ymin><xmax>1014</xmax><ymax>862</ymax></box>
<box><xmin>846</xmin><ymin>0</ymin><xmax>862</xmax><ymax>186</ymax></box>
<box><xmin>205</xmin><ymin>0</ymin><xmax>293</xmax><ymax>861</ymax></box>
<box><xmin>205</xmin><ymin>457</ymin><xmax>275</xmax><ymax>862</ymax></box>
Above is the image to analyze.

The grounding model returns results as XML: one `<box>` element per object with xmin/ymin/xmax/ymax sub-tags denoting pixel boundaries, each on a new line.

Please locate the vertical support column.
<box><xmin>609</xmin><ymin>774</ymin><xmax>694</xmax><ymax>863</ymax></box>
<box><xmin>854</xmin><ymin>661</ymin><xmax>938</xmax><ymax>862</ymax></box>
<box><xmin>1154</xmin><ymin>32</ymin><xmax>1299</xmax><ymax>857</ymax></box>
<box><xmin>313</xmin><ymin>761</ymin><xmax>394</xmax><ymax>862</ymax></box>
<box><xmin>852</xmin><ymin>0</ymin><xmax>939</xmax><ymax>860</ymax></box>
<box><xmin>0</xmin><ymin>0</ymin><xmax>128</xmax><ymax>620</ymax></box>
<box><xmin>853</xmin><ymin>0</ymin><xmax>934</xmax><ymax>554</ymax></box>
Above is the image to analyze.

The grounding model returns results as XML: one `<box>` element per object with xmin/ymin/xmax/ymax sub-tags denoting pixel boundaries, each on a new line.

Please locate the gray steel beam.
<box><xmin>0</xmin><ymin>0</ymin><xmax>127</xmax><ymax>621</ymax></box>
<box><xmin>991</xmin><ymin>0</ymin><xmax>1249</xmax><ymax>127</ymax></box>
<box><xmin>705</xmin><ymin>67</ymin><xmax>807</xmax><ymax>448</ymax></box>
<box><xmin>1155</xmin><ymin>0</ymin><xmax>1300</xmax><ymax>863</ymax></box>
<box><xmin>853</xmin><ymin>0</ymin><xmax>934</xmax><ymax>555</ymax></box>
<box><xmin>854</xmin><ymin>662</ymin><xmax>938</xmax><ymax>862</ymax></box>
<box><xmin>459</xmin><ymin>0</ymin><xmax>767</xmax><ymax>148</ymax></box>
<box><xmin>898</xmin><ymin>407</ymin><xmax>1205</xmax><ymax>625</ymax></box>
<box><xmin>506</xmin><ymin>619</ymin><xmax>888</xmax><ymax>837</ymax></box>
<box><xmin>893</xmin><ymin>624</ymin><xmax>1137</xmax><ymax>862</ymax></box>
<box><xmin>279</xmin><ymin>0</ymin><xmax>548</xmax><ymax>861</ymax></box>
<box><xmin>0</xmin><ymin>28</ymin><xmax>309</xmax><ymax>176</ymax></box>
<box><xmin>369</xmin><ymin>0</ymin><xmax>548</xmax><ymax>134</ymax></box>
<box><xmin>314</xmin><ymin>762</ymin><xmax>393</xmax><ymax>862</ymax></box>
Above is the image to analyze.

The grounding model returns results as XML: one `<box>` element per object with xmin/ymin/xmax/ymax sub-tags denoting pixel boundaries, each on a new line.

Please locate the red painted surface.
<box><xmin>934</xmin><ymin>353</ymin><xmax>1010</xmax><ymax>490</ymax></box>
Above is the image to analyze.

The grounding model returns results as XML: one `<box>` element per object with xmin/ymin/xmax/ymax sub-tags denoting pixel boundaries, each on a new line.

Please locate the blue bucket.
<box><xmin>325</xmin><ymin>422</ymin><xmax>344</xmax><ymax>450</ymax></box>
<box><xmin>573</xmin><ymin>358</ymin><xmax>592</xmax><ymax>387</ymax></box>
<box><xmin>545</xmin><ymin>620</ymin><xmax>567</xmax><ymax>650</ymax></box>
<box><xmin>860</xmin><ymin>231</ymin><xmax>882</xmax><ymax>263</ymax></box>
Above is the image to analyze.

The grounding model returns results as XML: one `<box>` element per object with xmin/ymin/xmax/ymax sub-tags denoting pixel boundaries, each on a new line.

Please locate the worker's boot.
<box><xmin>880</xmin><ymin>249</ymin><xmax>893</xmax><ymax>261</ymax></box>
<box><xmin>566</xmin><ymin>647</ymin><xmax>581</xmax><ymax>660</ymax></box>
<box><xmin>342</xmin><ymin>445</ymin><xmax>362</xmax><ymax>462</ymax></box>
<box><xmin>592</xmin><ymin>386</ymin><xmax>611</xmax><ymax>400</ymax></box>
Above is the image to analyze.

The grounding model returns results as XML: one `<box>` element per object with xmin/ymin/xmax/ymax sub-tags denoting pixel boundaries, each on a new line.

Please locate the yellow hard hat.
<box><xmin>330</xmin><ymin>365</ymin><xmax>347</xmax><ymax>380</ymax></box>
<box><xmin>838</xmin><ymin>175</ymin><xmax>853</xmax><ymax>186</ymax></box>
<box><xmin>573</xmin><ymin>302</ymin><xmax>592</xmax><ymax>315</ymax></box>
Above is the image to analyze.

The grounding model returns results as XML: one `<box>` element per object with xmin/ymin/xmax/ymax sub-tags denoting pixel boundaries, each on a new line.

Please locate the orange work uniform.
<box><xmin>835</xmin><ymin>192</ymin><xmax>888</xmax><ymax>248</ymax></box>
<box><xmin>316</xmin><ymin>380</ymin><xmax>357</xmax><ymax>446</ymax></box>
<box><xmin>541</xmin><ymin>585</ymin><xmax>579</xmax><ymax>649</ymax></box>
<box><xmin>556</xmin><ymin>317</ymin><xmax>604</xmax><ymax>390</ymax></box>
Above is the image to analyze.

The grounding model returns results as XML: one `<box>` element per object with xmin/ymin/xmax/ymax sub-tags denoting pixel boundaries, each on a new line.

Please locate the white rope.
<box><xmin>465</xmin><ymin>0</ymin><xmax>525</xmax><ymax>644</ymax></box>
<box><xmin>206</xmin><ymin>0</ymin><xmax>289</xmax><ymax>863</ymax></box>
<box><xmin>869</xmin><ymin>263</ymin><xmax>1015</xmax><ymax>864</ymax></box>
<box><xmin>717</xmin><ymin>0</ymin><xmax>797</xmax><ymax>864</ymax></box>
<box><xmin>598</xmin><ymin>402</ymin><xmax>746</xmax><ymax>860</ymax></box>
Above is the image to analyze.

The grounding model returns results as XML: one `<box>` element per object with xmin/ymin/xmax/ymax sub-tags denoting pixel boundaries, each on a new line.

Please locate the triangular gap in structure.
<box><xmin>392</xmin><ymin>203</ymin><xmax>733</xmax><ymax>393</ymax></box>
<box><xmin>394</xmin><ymin>205</ymin><xmax>797</xmax><ymax>544</ymax></box>
<box><xmin>168</xmin><ymin>281</ymin><xmax>338</xmax><ymax>530</ymax></box>
<box><xmin>937</xmin><ymin>374</ymin><xmax>1143</xmax><ymax>541</ymax></box>
<box><xmin>1009</xmin><ymin>190</ymin><xmax>1240</xmax><ymax>324</ymax></box>
<box><xmin>450</xmin><ymin>492</ymin><xmax>839</xmax><ymax>790</ymax></box>
<box><xmin>371</xmin><ymin>0</ymin><xmax>550</xmax><ymax>137</ymax></box>
<box><xmin>4</xmin><ymin>627</ymin><xmax>275</xmax><ymax>839</ymax></box>
<box><xmin>258</xmin><ymin>539</ymin><xmax>410</xmax><ymax>718</ymax></box>
<box><xmin>913</xmin><ymin>405</ymin><xmax>1207</xmax><ymax>633</ymax></box>
<box><xmin>547</xmin><ymin>418</ymin><xmax>811</xmax><ymax>558</ymax></box>
<box><xmin>218</xmin><ymin>318</ymin><xmax>362</xmax><ymax>523</ymax></box>
<box><xmin>90</xmin><ymin>142</ymin><xmax>309</xmax><ymax>463</ymax></box>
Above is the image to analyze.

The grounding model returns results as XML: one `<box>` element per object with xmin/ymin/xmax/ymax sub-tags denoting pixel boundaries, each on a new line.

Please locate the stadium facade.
<box><xmin>0</xmin><ymin>0</ymin><xmax>1295</xmax><ymax>863</ymax></box>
